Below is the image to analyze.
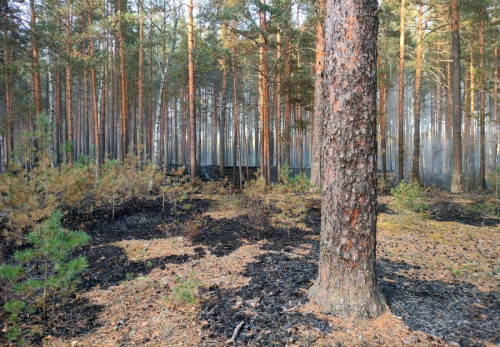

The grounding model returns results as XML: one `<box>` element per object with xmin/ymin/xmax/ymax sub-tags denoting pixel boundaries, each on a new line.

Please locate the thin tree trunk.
<box><xmin>411</xmin><ymin>0</ymin><xmax>422</xmax><ymax>183</ymax></box>
<box><xmin>450</xmin><ymin>0</ymin><xmax>463</xmax><ymax>193</ymax></box>
<box><xmin>138</xmin><ymin>0</ymin><xmax>144</xmax><ymax>164</ymax></box>
<box><xmin>297</xmin><ymin>48</ymin><xmax>303</xmax><ymax>173</ymax></box>
<box><xmin>3</xmin><ymin>12</ymin><xmax>13</xmax><ymax>164</ymax></box>
<box><xmin>284</xmin><ymin>10</ymin><xmax>291</xmax><ymax>168</ymax></box>
<box><xmin>117</xmin><ymin>0</ymin><xmax>128</xmax><ymax>161</ymax></box>
<box><xmin>478</xmin><ymin>17</ymin><xmax>486</xmax><ymax>190</ymax></box>
<box><xmin>378</xmin><ymin>54</ymin><xmax>388</xmax><ymax>183</ymax></box>
<box><xmin>397</xmin><ymin>0</ymin><xmax>405</xmax><ymax>182</ymax></box>
<box><xmin>311</xmin><ymin>0</ymin><xmax>325</xmax><ymax>186</ymax></box>
<box><xmin>148</xmin><ymin>22</ymin><xmax>153</xmax><ymax>161</ymax></box>
<box><xmin>493</xmin><ymin>47</ymin><xmax>498</xmax><ymax>170</ymax></box>
<box><xmin>470</xmin><ymin>51</ymin><xmax>476</xmax><ymax>186</ymax></box>
<box><xmin>220</xmin><ymin>60</ymin><xmax>228</xmax><ymax>176</ymax></box>
<box><xmin>65</xmin><ymin>2</ymin><xmax>73</xmax><ymax>164</ymax></box>
<box><xmin>232</xmin><ymin>47</ymin><xmax>239</xmax><ymax>186</ymax></box>
<box><xmin>275</xmin><ymin>23</ymin><xmax>282</xmax><ymax>182</ymax></box>
<box><xmin>30</xmin><ymin>0</ymin><xmax>42</xmax><ymax>118</ymax></box>
<box><xmin>188</xmin><ymin>0</ymin><xmax>196</xmax><ymax>179</ymax></box>
<box><xmin>212</xmin><ymin>84</ymin><xmax>218</xmax><ymax>166</ymax></box>
<box><xmin>259</xmin><ymin>1</ymin><xmax>271</xmax><ymax>185</ymax></box>
<box><xmin>88</xmin><ymin>13</ymin><xmax>99</xmax><ymax>166</ymax></box>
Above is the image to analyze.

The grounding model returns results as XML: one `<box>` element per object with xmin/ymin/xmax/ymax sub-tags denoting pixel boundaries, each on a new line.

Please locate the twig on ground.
<box><xmin>226</xmin><ymin>321</ymin><xmax>244</xmax><ymax>344</ymax></box>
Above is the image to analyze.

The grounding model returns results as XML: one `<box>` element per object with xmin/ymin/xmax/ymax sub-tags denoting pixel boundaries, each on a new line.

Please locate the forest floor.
<box><xmin>1</xmin><ymin>184</ymin><xmax>499</xmax><ymax>347</ymax></box>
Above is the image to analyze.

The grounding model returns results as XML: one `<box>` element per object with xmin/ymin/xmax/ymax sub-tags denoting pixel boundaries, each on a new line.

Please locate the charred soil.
<box><xmin>0</xmin><ymin>190</ymin><xmax>498</xmax><ymax>346</ymax></box>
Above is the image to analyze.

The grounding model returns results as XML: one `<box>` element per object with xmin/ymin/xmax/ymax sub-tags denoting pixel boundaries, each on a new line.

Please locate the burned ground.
<box><xmin>0</xmin><ymin>190</ymin><xmax>498</xmax><ymax>346</ymax></box>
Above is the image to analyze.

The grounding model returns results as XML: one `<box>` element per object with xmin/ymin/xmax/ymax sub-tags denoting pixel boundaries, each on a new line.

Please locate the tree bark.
<box><xmin>30</xmin><ymin>0</ymin><xmax>42</xmax><ymax>118</ymax></box>
<box><xmin>311</xmin><ymin>0</ymin><xmax>325</xmax><ymax>187</ymax></box>
<box><xmin>3</xmin><ymin>12</ymin><xmax>13</xmax><ymax>164</ymax></box>
<box><xmin>411</xmin><ymin>0</ymin><xmax>422</xmax><ymax>183</ymax></box>
<box><xmin>493</xmin><ymin>47</ymin><xmax>498</xmax><ymax>170</ymax></box>
<box><xmin>283</xmin><ymin>10</ymin><xmax>291</xmax><ymax>168</ymax></box>
<box><xmin>65</xmin><ymin>2</ymin><xmax>73</xmax><ymax>164</ymax></box>
<box><xmin>212</xmin><ymin>84</ymin><xmax>218</xmax><ymax>166</ymax></box>
<box><xmin>275</xmin><ymin>23</ymin><xmax>282</xmax><ymax>182</ymax></box>
<box><xmin>88</xmin><ymin>12</ymin><xmax>99</xmax><ymax>165</ymax></box>
<box><xmin>220</xmin><ymin>60</ymin><xmax>228</xmax><ymax>176</ymax></box>
<box><xmin>138</xmin><ymin>0</ymin><xmax>144</xmax><ymax>164</ymax></box>
<box><xmin>378</xmin><ymin>54</ymin><xmax>388</xmax><ymax>184</ymax></box>
<box><xmin>188</xmin><ymin>0</ymin><xmax>197</xmax><ymax>180</ymax></box>
<box><xmin>117</xmin><ymin>0</ymin><xmax>128</xmax><ymax>162</ymax></box>
<box><xmin>397</xmin><ymin>0</ymin><xmax>405</xmax><ymax>182</ymax></box>
<box><xmin>478</xmin><ymin>17</ymin><xmax>485</xmax><ymax>190</ymax></box>
<box><xmin>232</xmin><ymin>29</ymin><xmax>239</xmax><ymax>187</ymax></box>
<box><xmin>309</xmin><ymin>0</ymin><xmax>385</xmax><ymax>318</ymax></box>
<box><xmin>450</xmin><ymin>0</ymin><xmax>463</xmax><ymax>193</ymax></box>
<box><xmin>259</xmin><ymin>1</ymin><xmax>271</xmax><ymax>185</ymax></box>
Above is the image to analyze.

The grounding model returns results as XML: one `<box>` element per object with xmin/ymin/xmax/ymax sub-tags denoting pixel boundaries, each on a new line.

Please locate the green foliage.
<box><xmin>389</xmin><ymin>180</ymin><xmax>429</xmax><ymax>215</ymax></box>
<box><xmin>279</xmin><ymin>166</ymin><xmax>311</xmax><ymax>193</ymax></box>
<box><xmin>161</xmin><ymin>166</ymin><xmax>193</xmax><ymax>215</ymax></box>
<box><xmin>243</xmin><ymin>169</ymin><xmax>269</xmax><ymax>198</ymax></box>
<box><xmin>466</xmin><ymin>199</ymin><xmax>499</xmax><ymax>226</ymax></box>
<box><xmin>0</xmin><ymin>211</ymin><xmax>90</xmax><ymax>342</ymax></box>
<box><xmin>166</xmin><ymin>273</ymin><xmax>200</xmax><ymax>306</ymax></box>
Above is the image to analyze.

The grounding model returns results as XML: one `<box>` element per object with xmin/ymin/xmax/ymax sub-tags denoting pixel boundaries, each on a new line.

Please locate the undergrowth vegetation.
<box><xmin>0</xmin><ymin>211</ymin><xmax>90</xmax><ymax>343</ymax></box>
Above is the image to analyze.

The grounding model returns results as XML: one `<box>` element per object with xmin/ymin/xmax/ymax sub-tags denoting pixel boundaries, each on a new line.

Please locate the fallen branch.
<box><xmin>226</xmin><ymin>321</ymin><xmax>244</xmax><ymax>344</ymax></box>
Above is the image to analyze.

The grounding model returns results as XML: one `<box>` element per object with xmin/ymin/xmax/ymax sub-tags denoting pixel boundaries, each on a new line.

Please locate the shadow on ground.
<box><xmin>429</xmin><ymin>201</ymin><xmax>499</xmax><ymax>227</ymax></box>
<box><xmin>198</xmin><ymin>208</ymin><xmax>331</xmax><ymax>346</ymax></box>
<box><xmin>197</xmin><ymin>207</ymin><xmax>499</xmax><ymax>346</ymax></box>
<box><xmin>10</xmin><ymin>198</ymin><xmax>211</xmax><ymax>342</ymax></box>
<box><xmin>378</xmin><ymin>259</ymin><xmax>500</xmax><ymax>345</ymax></box>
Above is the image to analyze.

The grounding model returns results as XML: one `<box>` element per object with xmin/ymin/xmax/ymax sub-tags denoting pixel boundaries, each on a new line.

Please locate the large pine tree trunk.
<box><xmin>309</xmin><ymin>0</ymin><xmax>386</xmax><ymax>319</ymax></box>
<box><xmin>450</xmin><ymin>0</ymin><xmax>463</xmax><ymax>193</ymax></box>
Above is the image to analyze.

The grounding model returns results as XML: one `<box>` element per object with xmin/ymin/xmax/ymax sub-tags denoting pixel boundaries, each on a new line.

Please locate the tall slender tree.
<box><xmin>411</xmin><ymin>0</ymin><xmax>423</xmax><ymax>183</ymax></box>
<box><xmin>397</xmin><ymin>0</ymin><xmax>405</xmax><ymax>182</ymax></box>
<box><xmin>450</xmin><ymin>0</ymin><xmax>463</xmax><ymax>193</ymax></box>
<box><xmin>311</xmin><ymin>0</ymin><xmax>325</xmax><ymax>187</ymax></box>
<box><xmin>188</xmin><ymin>0</ymin><xmax>197</xmax><ymax>179</ymax></box>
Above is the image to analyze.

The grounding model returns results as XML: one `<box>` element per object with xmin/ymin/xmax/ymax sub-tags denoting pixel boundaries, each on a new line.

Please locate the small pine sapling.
<box><xmin>0</xmin><ymin>210</ymin><xmax>90</xmax><ymax>341</ymax></box>
<box><xmin>162</xmin><ymin>166</ymin><xmax>190</xmax><ymax>215</ymax></box>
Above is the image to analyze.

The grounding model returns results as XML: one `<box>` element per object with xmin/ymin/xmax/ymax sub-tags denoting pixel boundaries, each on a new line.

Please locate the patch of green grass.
<box><xmin>166</xmin><ymin>274</ymin><xmax>201</xmax><ymax>305</ymax></box>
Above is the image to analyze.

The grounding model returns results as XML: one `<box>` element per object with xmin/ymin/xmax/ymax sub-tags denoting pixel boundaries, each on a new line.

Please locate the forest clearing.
<box><xmin>1</xmin><ymin>0</ymin><xmax>500</xmax><ymax>345</ymax></box>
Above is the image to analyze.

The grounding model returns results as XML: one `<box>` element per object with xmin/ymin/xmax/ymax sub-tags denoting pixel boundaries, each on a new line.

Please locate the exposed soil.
<box><xmin>0</xmin><ymin>189</ymin><xmax>498</xmax><ymax>347</ymax></box>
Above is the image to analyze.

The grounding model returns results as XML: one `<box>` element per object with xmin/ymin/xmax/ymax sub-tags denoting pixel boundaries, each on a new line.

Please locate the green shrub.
<box><xmin>166</xmin><ymin>273</ymin><xmax>200</xmax><ymax>305</ymax></box>
<box><xmin>0</xmin><ymin>211</ymin><xmax>90</xmax><ymax>342</ymax></box>
<box><xmin>389</xmin><ymin>180</ymin><xmax>429</xmax><ymax>215</ymax></box>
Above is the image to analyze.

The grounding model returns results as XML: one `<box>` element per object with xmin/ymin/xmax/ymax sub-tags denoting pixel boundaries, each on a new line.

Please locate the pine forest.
<box><xmin>0</xmin><ymin>0</ymin><xmax>498</xmax><ymax>345</ymax></box>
